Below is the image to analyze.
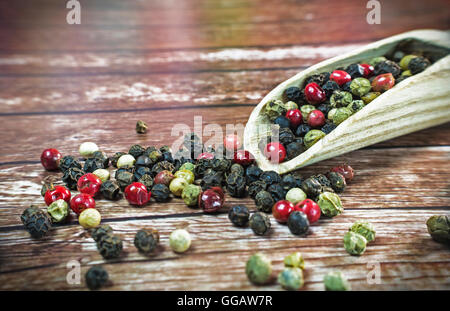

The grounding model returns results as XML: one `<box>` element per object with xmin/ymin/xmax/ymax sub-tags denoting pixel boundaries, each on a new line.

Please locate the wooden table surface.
<box><xmin>0</xmin><ymin>0</ymin><xmax>449</xmax><ymax>291</ymax></box>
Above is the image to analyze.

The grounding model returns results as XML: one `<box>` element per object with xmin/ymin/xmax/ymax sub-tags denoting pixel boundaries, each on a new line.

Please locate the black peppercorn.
<box><xmin>295</xmin><ymin>124</ymin><xmax>311</xmax><ymax>137</ymax></box>
<box><xmin>229</xmin><ymin>163</ymin><xmax>245</xmax><ymax>176</ymax></box>
<box><xmin>341</xmin><ymin>81</ymin><xmax>352</xmax><ymax>93</ymax></box>
<box><xmin>374</xmin><ymin>60</ymin><xmax>401</xmax><ymax>78</ymax></box>
<box><xmin>267</xmin><ymin>183</ymin><xmax>286</xmax><ymax>202</ymax></box>
<box><xmin>90</xmin><ymin>225</ymin><xmax>113</xmax><ymax>243</ymax></box>
<box><xmin>21</xmin><ymin>206</ymin><xmax>52</xmax><ymax>238</ymax></box>
<box><xmin>248</xmin><ymin>180</ymin><xmax>267</xmax><ymax>199</ymax></box>
<box><xmin>194</xmin><ymin>159</ymin><xmax>214</xmax><ymax>178</ymax></box>
<box><xmin>326</xmin><ymin>171</ymin><xmax>347</xmax><ymax>193</ymax></box>
<box><xmin>305</xmin><ymin>72</ymin><xmax>328</xmax><ymax>86</ymax></box>
<box><xmin>100</xmin><ymin>180</ymin><xmax>122</xmax><ymax>200</ymax></box>
<box><xmin>226</xmin><ymin>172</ymin><xmax>246</xmax><ymax>198</ymax></box>
<box><xmin>279</xmin><ymin>128</ymin><xmax>295</xmax><ymax>145</ymax></box>
<box><xmin>245</xmin><ymin>165</ymin><xmax>262</xmax><ymax>185</ymax></box>
<box><xmin>282</xmin><ymin>86</ymin><xmax>302</xmax><ymax>103</ymax></box>
<box><xmin>345</xmin><ymin>63</ymin><xmax>365</xmax><ymax>78</ymax></box>
<box><xmin>92</xmin><ymin>151</ymin><xmax>110</xmax><ymax>168</ymax></box>
<box><xmin>260</xmin><ymin>171</ymin><xmax>281</xmax><ymax>185</ymax></box>
<box><xmin>228</xmin><ymin>205</ymin><xmax>250</xmax><ymax>227</ymax></box>
<box><xmin>312</xmin><ymin>174</ymin><xmax>331</xmax><ymax>188</ymax></box>
<box><xmin>134</xmin><ymin>166</ymin><xmax>151</xmax><ymax>180</ymax></box>
<box><xmin>128</xmin><ymin>144</ymin><xmax>145</xmax><ymax>159</ymax></box>
<box><xmin>85</xmin><ymin>266</ymin><xmax>109</xmax><ymax>290</ymax></box>
<box><xmin>274</xmin><ymin>116</ymin><xmax>291</xmax><ymax>129</ymax></box>
<box><xmin>138</xmin><ymin>174</ymin><xmax>154</xmax><ymax>190</ymax></box>
<box><xmin>316</xmin><ymin>103</ymin><xmax>331</xmax><ymax>116</ymax></box>
<box><xmin>151</xmin><ymin>161</ymin><xmax>175</xmax><ymax>177</ymax></box>
<box><xmin>183</xmin><ymin>133</ymin><xmax>203</xmax><ymax>158</ymax></box>
<box><xmin>144</xmin><ymin>146</ymin><xmax>158</xmax><ymax>156</ymax></box>
<box><xmin>322</xmin><ymin>80</ymin><xmax>340</xmax><ymax>98</ymax></box>
<box><xmin>408</xmin><ymin>56</ymin><xmax>430</xmax><ymax>74</ymax></box>
<box><xmin>301</xmin><ymin>177</ymin><xmax>323</xmax><ymax>198</ymax></box>
<box><xmin>160</xmin><ymin>145</ymin><xmax>171</xmax><ymax>153</ymax></box>
<box><xmin>287</xmin><ymin>211</ymin><xmax>310</xmax><ymax>235</ymax></box>
<box><xmin>59</xmin><ymin>155</ymin><xmax>82</xmax><ymax>173</ymax></box>
<box><xmin>212</xmin><ymin>158</ymin><xmax>232</xmax><ymax>172</ymax></box>
<box><xmin>147</xmin><ymin>149</ymin><xmax>163</xmax><ymax>165</ymax></box>
<box><xmin>135</xmin><ymin>155</ymin><xmax>152</xmax><ymax>167</ymax></box>
<box><xmin>83</xmin><ymin>157</ymin><xmax>105</xmax><ymax>173</ymax></box>
<box><xmin>286</xmin><ymin>142</ymin><xmax>305</xmax><ymax>160</ymax></box>
<box><xmin>321</xmin><ymin>122</ymin><xmax>337</xmax><ymax>134</ymax></box>
<box><xmin>201</xmin><ymin>170</ymin><xmax>224</xmax><ymax>190</ymax></box>
<box><xmin>97</xmin><ymin>233</ymin><xmax>123</xmax><ymax>259</ymax></box>
<box><xmin>115</xmin><ymin>170</ymin><xmax>135</xmax><ymax>190</ymax></box>
<box><xmin>62</xmin><ymin>167</ymin><xmax>85</xmax><ymax>190</ymax></box>
<box><xmin>249</xmin><ymin>212</ymin><xmax>271</xmax><ymax>235</ymax></box>
<box><xmin>134</xmin><ymin>229</ymin><xmax>159</xmax><ymax>253</ymax></box>
<box><xmin>151</xmin><ymin>184</ymin><xmax>171</xmax><ymax>202</ymax></box>
<box><xmin>255</xmin><ymin>190</ymin><xmax>275</xmax><ymax>213</ymax></box>
<box><xmin>110</xmin><ymin>152</ymin><xmax>126</xmax><ymax>168</ymax></box>
<box><xmin>162</xmin><ymin>151</ymin><xmax>174</xmax><ymax>163</ymax></box>
<box><xmin>281</xmin><ymin>174</ymin><xmax>301</xmax><ymax>191</ymax></box>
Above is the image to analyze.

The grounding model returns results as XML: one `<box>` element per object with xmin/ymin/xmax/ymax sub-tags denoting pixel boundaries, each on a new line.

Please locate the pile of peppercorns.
<box><xmin>260</xmin><ymin>52</ymin><xmax>434</xmax><ymax>163</ymax></box>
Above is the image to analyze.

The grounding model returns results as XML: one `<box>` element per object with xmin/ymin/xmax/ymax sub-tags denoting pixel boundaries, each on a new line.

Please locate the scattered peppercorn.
<box><xmin>85</xmin><ymin>266</ymin><xmax>109</xmax><ymax>290</ymax></box>
<box><xmin>255</xmin><ymin>190</ymin><xmax>275</xmax><ymax>213</ymax></box>
<box><xmin>181</xmin><ymin>184</ymin><xmax>201</xmax><ymax>206</ymax></box>
<box><xmin>47</xmin><ymin>199</ymin><xmax>69</xmax><ymax>223</ymax></box>
<box><xmin>426</xmin><ymin>215</ymin><xmax>450</xmax><ymax>244</ymax></box>
<box><xmin>59</xmin><ymin>155</ymin><xmax>81</xmax><ymax>173</ymax></box>
<box><xmin>79</xmin><ymin>142</ymin><xmax>99</xmax><ymax>158</ymax></box>
<box><xmin>287</xmin><ymin>211</ymin><xmax>309</xmax><ymax>235</ymax></box>
<box><xmin>21</xmin><ymin>206</ymin><xmax>52</xmax><ymax>238</ymax></box>
<box><xmin>97</xmin><ymin>233</ymin><xmax>123</xmax><ymax>259</ymax></box>
<box><xmin>326</xmin><ymin>171</ymin><xmax>347</xmax><ymax>193</ymax></box>
<box><xmin>169</xmin><ymin>229</ymin><xmax>191</xmax><ymax>253</ymax></box>
<box><xmin>301</xmin><ymin>177</ymin><xmax>323</xmax><ymax>198</ymax></box>
<box><xmin>285</xmin><ymin>188</ymin><xmax>307</xmax><ymax>204</ymax></box>
<box><xmin>100</xmin><ymin>180</ymin><xmax>122</xmax><ymax>200</ymax></box>
<box><xmin>90</xmin><ymin>225</ymin><xmax>113</xmax><ymax>243</ymax></box>
<box><xmin>278</xmin><ymin>267</ymin><xmax>304</xmax><ymax>290</ymax></box>
<box><xmin>136</xmin><ymin>120</ymin><xmax>148</xmax><ymax>134</ymax></box>
<box><xmin>343</xmin><ymin>231</ymin><xmax>367</xmax><ymax>256</ymax></box>
<box><xmin>349</xmin><ymin>221</ymin><xmax>376</xmax><ymax>243</ymax></box>
<box><xmin>62</xmin><ymin>167</ymin><xmax>85</xmax><ymax>190</ymax></box>
<box><xmin>134</xmin><ymin>229</ymin><xmax>159</xmax><ymax>253</ymax></box>
<box><xmin>228</xmin><ymin>205</ymin><xmax>250</xmax><ymax>227</ymax></box>
<box><xmin>284</xmin><ymin>252</ymin><xmax>305</xmax><ymax>269</ymax></box>
<box><xmin>317</xmin><ymin>192</ymin><xmax>344</xmax><ymax>217</ymax></box>
<box><xmin>79</xmin><ymin>208</ymin><xmax>102</xmax><ymax>229</ymax></box>
<box><xmin>323</xmin><ymin>271</ymin><xmax>351</xmax><ymax>291</ymax></box>
<box><xmin>246</xmin><ymin>253</ymin><xmax>272</xmax><ymax>285</ymax></box>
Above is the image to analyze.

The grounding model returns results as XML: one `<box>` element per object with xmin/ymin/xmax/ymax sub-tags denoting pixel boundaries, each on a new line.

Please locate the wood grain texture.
<box><xmin>0</xmin><ymin>0</ymin><xmax>449</xmax><ymax>291</ymax></box>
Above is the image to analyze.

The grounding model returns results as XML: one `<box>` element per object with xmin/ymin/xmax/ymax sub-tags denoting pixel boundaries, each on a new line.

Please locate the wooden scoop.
<box><xmin>243</xmin><ymin>29</ymin><xmax>450</xmax><ymax>174</ymax></box>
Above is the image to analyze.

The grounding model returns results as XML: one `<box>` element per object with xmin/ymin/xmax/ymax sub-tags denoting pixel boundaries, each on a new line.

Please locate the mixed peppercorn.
<box><xmin>261</xmin><ymin>52</ymin><xmax>435</xmax><ymax>163</ymax></box>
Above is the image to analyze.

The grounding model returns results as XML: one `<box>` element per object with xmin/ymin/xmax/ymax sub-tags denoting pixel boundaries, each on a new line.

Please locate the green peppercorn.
<box><xmin>343</xmin><ymin>231</ymin><xmax>367</xmax><ymax>256</ymax></box>
<box><xmin>300</xmin><ymin>104</ymin><xmax>316</xmax><ymax>122</ymax></box>
<box><xmin>330</xmin><ymin>91</ymin><xmax>352</xmax><ymax>108</ymax></box>
<box><xmin>100</xmin><ymin>180</ymin><xmax>122</xmax><ymax>200</ymax></box>
<box><xmin>327</xmin><ymin>108</ymin><xmax>337</xmax><ymax>120</ymax></box>
<box><xmin>304</xmin><ymin>129</ymin><xmax>326</xmax><ymax>149</ymax></box>
<box><xmin>326</xmin><ymin>171</ymin><xmax>346</xmax><ymax>193</ymax></box>
<box><xmin>368</xmin><ymin>56</ymin><xmax>387</xmax><ymax>67</ymax></box>
<box><xmin>228</xmin><ymin>205</ymin><xmax>250</xmax><ymax>227</ymax></box>
<box><xmin>47</xmin><ymin>199</ymin><xmax>69</xmax><ymax>223</ymax></box>
<box><xmin>426</xmin><ymin>215</ymin><xmax>450</xmax><ymax>244</ymax></box>
<box><xmin>284</xmin><ymin>252</ymin><xmax>305</xmax><ymax>269</ymax></box>
<box><xmin>90</xmin><ymin>225</ymin><xmax>113</xmax><ymax>243</ymax></box>
<box><xmin>347</xmin><ymin>100</ymin><xmax>365</xmax><ymax>113</ymax></box>
<box><xmin>284</xmin><ymin>101</ymin><xmax>298</xmax><ymax>111</ymax></box>
<box><xmin>349</xmin><ymin>78</ymin><xmax>371</xmax><ymax>97</ymax></box>
<box><xmin>350</xmin><ymin>221</ymin><xmax>376</xmax><ymax>243</ymax></box>
<box><xmin>332</xmin><ymin>107</ymin><xmax>353</xmax><ymax>125</ymax></box>
<box><xmin>174</xmin><ymin>169</ymin><xmax>195</xmax><ymax>184</ymax></box>
<box><xmin>255</xmin><ymin>190</ymin><xmax>275</xmax><ymax>213</ymax></box>
<box><xmin>97</xmin><ymin>233</ymin><xmax>123</xmax><ymax>259</ymax></box>
<box><xmin>134</xmin><ymin>229</ymin><xmax>159</xmax><ymax>253</ymax></box>
<box><xmin>136</xmin><ymin>120</ymin><xmax>148</xmax><ymax>134</ymax></box>
<box><xmin>301</xmin><ymin>177</ymin><xmax>323</xmax><ymax>199</ymax></box>
<box><xmin>148</xmin><ymin>150</ymin><xmax>163</xmax><ymax>164</ymax></box>
<box><xmin>317</xmin><ymin>191</ymin><xmax>344</xmax><ymax>217</ymax></box>
<box><xmin>246</xmin><ymin>253</ymin><xmax>272</xmax><ymax>285</ymax></box>
<box><xmin>169</xmin><ymin>229</ymin><xmax>191</xmax><ymax>253</ymax></box>
<box><xmin>85</xmin><ymin>266</ymin><xmax>109</xmax><ymax>290</ymax></box>
<box><xmin>117</xmin><ymin>154</ymin><xmax>136</xmax><ymax>168</ymax></box>
<box><xmin>169</xmin><ymin>177</ymin><xmax>189</xmax><ymax>197</ymax></box>
<box><xmin>264</xmin><ymin>99</ymin><xmax>287</xmax><ymax>121</ymax></box>
<box><xmin>285</xmin><ymin>188</ymin><xmax>307</xmax><ymax>204</ymax></box>
<box><xmin>181</xmin><ymin>184</ymin><xmax>202</xmax><ymax>207</ymax></box>
<box><xmin>323</xmin><ymin>271</ymin><xmax>351</xmax><ymax>291</ymax></box>
<box><xmin>79</xmin><ymin>208</ymin><xmax>102</xmax><ymax>229</ymax></box>
<box><xmin>179</xmin><ymin>162</ymin><xmax>195</xmax><ymax>172</ymax></box>
<box><xmin>93</xmin><ymin>168</ymin><xmax>110</xmax><ymax>182</ymax></box>
<box><xmin>399</xmin><ymin>54</ymin><xmax>417</xmax><ymax>70</ymax></box>
<box><xmin>21</xmin><ymin>206</ymin><xmax>52</xmax><ymax>238</ymax></box>
<box><xmin>249</xmin><ymin>212</ymin><xmax>271</xmax><ymax>235</ymax></box>
<box><xmin>278</xmin><ymin>267</ymin><xmax>304</xmax><ymax>291</ymax></box>
<box><xmin>79</xmin><ymin>142</ymin><xmax>99</xmax><ymax>158</ymax></box>
<box><xmin>361</xmin><ymin>92</ymin><xmax>381</xmax><ymax>104</ymax></box>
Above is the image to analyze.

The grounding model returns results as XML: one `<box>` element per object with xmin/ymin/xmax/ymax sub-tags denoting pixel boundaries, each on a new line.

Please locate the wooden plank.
<box><xmin>0</xmin><ymin>146</ymin><xmax>449</xmax><ymax>227</ymax></box>
<box><xmin>0</xmin><ymin>209</ymin><xmax>448</xmax><ymax>290</ymax></box>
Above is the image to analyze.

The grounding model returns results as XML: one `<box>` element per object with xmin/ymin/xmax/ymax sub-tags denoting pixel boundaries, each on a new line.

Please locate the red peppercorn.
<box><xmin>70</xmin><ymin>193</ymin><xmax>95</xmax><ymax>215</ymax></box>
<box><xmin>263</xmin><ymin>142</ymin><xmax>286</xmax><ymax>163</ymax></box>
<box><xmin>223</xmin><ymin>134</ymin><xmax>242</xmax><ymax>151</ymax></box>
<box><xmin>77</xmin><ymin>173</ymin><xmax>102</xmax><ymax>197</ymax></box>
<box><xmin>233</xmin><ymin>150</ymin><xmax>254</xmax><ymax>166</ymax></box>
<box><xmin>124</xmin><ymin>182</ymin><xmax>151</xmax><ymax>206</ymax></box>
<box><xmin>40</xmin><ymin>148</ymin><xmax>62</xmax><ymax>171</ymax></box>
<box><xmin>44</xmin><ymin>185</ymin><xmax>71</xmax><ymax>206</ymax></box>
<box><xmin>330</xmin><ymin>164</ymin><xmax>355</xmax><ymax>183</ymax></box>
<box><xmin>307</xmin><ymin>110</ymin><xmax>325</xmax><ymax>128</ymax></box>
<box><xmin>199</xmin><ymin>189</ymin><xmax>224</xmax><ymax>213</ymax></box>
<box><xmin>371</xmin><ymin>73</ymin><xmax>395</xmax><ymax>92</ymax></box>
<box><xmin>285</xmin><ymin>109</ymin><xmax>303</xmax><ymax>128</ymax></box>
<box><xmin>360</xmin><ymin>63</ymin><xmax>374</xmax><ymax>77</ymax></box>
<box><xmin>197</xmin><ymin>152</ymin><xmax>215</xmax><ymax>160</ymax></box>
<box><xmin>304</xmin><ymin>82</ymin><xmax>326</xmax><ymax>105</ymax></box>
<box><xmin>154</xmin><ymin>170</ymin><xmax>175</xmax><ymax>186</ymax></box>
<box><xmin>272</xmin><ymin>200</ymin><xmax>295</xmax><ymax>223</ymax></box>
<box><xmin>208</xmin><ymin>186</ymin><xmax>225</xmax><ymax>203</ymax></box>
<box><xmin>330</xmin><ymin>70</ymin><xmax>352</xmax><ymax>86</ymax></box>
<box><xmin>295</xmin><ymin>199</ymin><xmax>321</xmax><ymax>224</ymax></box>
